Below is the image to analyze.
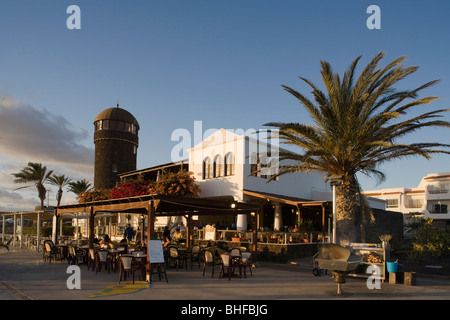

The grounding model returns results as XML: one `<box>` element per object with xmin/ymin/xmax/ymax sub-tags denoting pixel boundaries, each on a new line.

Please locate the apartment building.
<box><xmin>363</xmin><ymin>172</ymin><xmax>450</xmax><ymax>231</ymax></box>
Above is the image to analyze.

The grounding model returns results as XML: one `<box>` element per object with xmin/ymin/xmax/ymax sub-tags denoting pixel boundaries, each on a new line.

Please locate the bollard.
<box><xmin>404</xmin><ymin>272</ymin><xmax>416</xmax><ymax>286</ymax></box>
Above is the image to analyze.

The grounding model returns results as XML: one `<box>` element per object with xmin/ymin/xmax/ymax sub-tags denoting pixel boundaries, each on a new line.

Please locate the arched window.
<box><xmin>213</xmin><ymin>155</ymin><xmax>223</xmax><ymax>178</ymax></box>
<box><xmin>203</xmin><ymin>157</ymin><xmax>213</xmax><ymax>179</ymax></box>
<box><xmin>224</xmin><ymin>152</ymin><xmax>235</xmax><ymax>176</ymax></box>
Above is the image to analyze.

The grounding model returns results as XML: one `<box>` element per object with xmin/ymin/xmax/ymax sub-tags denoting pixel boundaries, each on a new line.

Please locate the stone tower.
<box><xmin>93</xmin><ymin>106</ymin><xmax>139</xmax><ymax>189</ymax></box>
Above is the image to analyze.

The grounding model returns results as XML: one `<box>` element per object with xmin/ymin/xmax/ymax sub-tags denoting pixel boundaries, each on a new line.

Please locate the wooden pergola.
<box><xmin>55</xmin><ymin>194</ymin><xmax>262</xmax><ymax>253</ymax></box>
<box><xmin>243</xmin><ymin>189</ymin><xmax>332</xmax><ymax>231</ymax></box>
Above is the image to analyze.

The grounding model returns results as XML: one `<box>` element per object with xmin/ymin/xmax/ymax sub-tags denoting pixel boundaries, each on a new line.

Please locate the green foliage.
<box><xmin>22</xmin><ymin>226</ymin><xmax>52</xmax><ymax>237</ymax></box>
<box><xmin>264</xmin><ymin>51</ymin><xmax>450</xmax><ymax>242</ymax></box>
<box><xmin>22</xmin><ymin>225</ymin><xmax>74</xmax><ymax>237</ymax></box>
<box><xmin>412</xmin><ymin>218</ymin><xmax>450</xmax><ymax>259</ymax></box>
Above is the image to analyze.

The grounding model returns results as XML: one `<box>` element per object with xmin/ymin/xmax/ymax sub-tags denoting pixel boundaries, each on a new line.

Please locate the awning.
<box><xmin>56</xmin><ymin>193</ymin><xmax>262</xmax><ymax>216</ymax></box>
<box><xmin>243</xmin><ymin>189</ymin><xmax>330</xmax><ymax>207</ymax></box>
<box><xmin>59</xmin><ymin>212</ymin><xmax>114</xmax><ymax>219</ymax></box>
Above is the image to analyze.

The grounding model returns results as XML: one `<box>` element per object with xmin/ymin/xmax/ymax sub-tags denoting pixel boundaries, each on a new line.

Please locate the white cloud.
<box><xmin>0</xmin><ymin>94</ymin><xmax>94</xmax><ymax>211</ymax></box>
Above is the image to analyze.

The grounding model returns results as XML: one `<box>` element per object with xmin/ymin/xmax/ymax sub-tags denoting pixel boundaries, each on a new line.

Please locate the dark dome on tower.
<box><xmin>94</xmin><ymin>107</ymin><xmax>140</xmax><ymax>130</ymax></box>
<box><xmin>93</xmin><ymin>106</ymin><xmax>139</xmax><ymax>190</ymax></box>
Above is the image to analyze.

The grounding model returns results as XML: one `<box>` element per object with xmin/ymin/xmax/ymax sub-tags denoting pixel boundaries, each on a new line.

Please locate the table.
<box><xmin>123</xmin><ymin>254</ymin><xmax>147</xmax><ymax>280</ymax></box>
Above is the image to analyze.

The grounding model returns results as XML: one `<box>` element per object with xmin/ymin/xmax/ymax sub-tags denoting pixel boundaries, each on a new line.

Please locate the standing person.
<box><xmin>135</xmin><ymin>227</ymin><xmax>141</xmax><ymax>244</ymax></box>
<box><xmin>124</xmin><ymin>223</ymin><xmax>135</xmax><ymax>242</ymax></box>
<box><xmin>163</xmin><ymin>226</ymin><xmax>170</xmax><ymax>240</ymax></box>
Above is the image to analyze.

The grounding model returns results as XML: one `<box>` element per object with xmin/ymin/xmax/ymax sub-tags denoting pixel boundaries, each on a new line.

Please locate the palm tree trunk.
<box><xmin>335</xmin><ymin>177</ymin><xmax>359</xmax><ymax>244</ymax></box>
<box><xmin>38</xmin><ymin>184</ymin><xmax>46</xmax><ymax>209</ymax></box>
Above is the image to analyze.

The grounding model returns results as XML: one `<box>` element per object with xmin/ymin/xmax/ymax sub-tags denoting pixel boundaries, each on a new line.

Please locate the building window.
<box><xmin>224</xmin><ymin>152</ymin><xmax>235</xmax><ymax>176</ymax></box>
<box><xmin>203</xmin><ymin>157</ymin><xmax>213</xmax><ymax>179</ymax></box>
<box><xmin>250</xmin><ymin>153</ymin><xmax>259</xmax><ymax>177</ymax></box>
<box><xmin>386</xmin><ymin>199</ymin><xmax>398</xmax><ymax>208</ymax></box>
<box><xmin>249</xmin><ymin>153</ymin><xmax>279</xmax><ymax>180</ymax></box>
<box><xmin>432</xmin><ymin>204</ymin><xmax>448</xmax><ymax>214</ymax></box>
<box><xmin>213</xmin><ymin>155</ymin><xmax>223</xmax><ymax>178</ymax></box>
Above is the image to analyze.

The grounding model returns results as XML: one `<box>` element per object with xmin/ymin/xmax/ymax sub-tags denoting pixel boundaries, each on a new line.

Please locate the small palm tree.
<box><xmin>12</xmin><ymin>162</ymin><xmax>53</xmax><ymax>209</ymax></box>
<box><xmin>68</xmin><ymin>179</ymin><xmax>92</xmax><ymax>198</ymax></box>
<box><xmin>48</xmin><ymin>174</ymin><xmax>72</xmax><ymax>207</ymax></box>
<box><xmin>265</xmin><ymin>52</ymin><xmax>450</xmax><ymax>243</ymax></box>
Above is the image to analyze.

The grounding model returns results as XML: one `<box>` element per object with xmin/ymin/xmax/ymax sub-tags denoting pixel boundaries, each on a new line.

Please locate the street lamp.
<box><xmin>329</xmin><ymin>176</ymin><xmax>343</xmax><ymax>244</ymax></box>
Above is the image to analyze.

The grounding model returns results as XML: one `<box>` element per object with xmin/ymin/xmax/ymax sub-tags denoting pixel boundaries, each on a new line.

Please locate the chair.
<box><xmin>202</xmin><ymin>250</ymin><xmax>220</xmax><ymax>278</ymax></box>
<box><xmin>131</xmin><ymin>251</ymin><xmax>146</xmax><ymax>279</ymax></box>
<box><xmin>95</xmin><ymin>250</ymin><xmax>112</xmax><ymax>273</ymax></box>
<box><xmin>0</xmin><ymin>236</ymin><xmax>13</xmax><ymax>251</ymax></box>
<box><xmin>119</xmin><ymin>255</ymin><xmax>141</xmax><ymax>284</ymax></box>
<box><xmin>240</xmin><ymin>251</ymin><xmax>253</xmax><ymax>277</ymax></box>
<box><xmin>87</xmin><ymin>249</ymin><xmax>96</xmax><ymax>270</ymax></box>
<box><xmin>230</xmin><ymin>247</ymin><xmax>242</xmax><ymax>263</ymax></box>
<box><xmin>43</xmin><ymin>240</ymin><xmax>61</xmax><ymax>263</ymax></box>
<box><xmin>189</xmin><ymin>245</ymin><xmax>201</xmax><ymax>269</ymax></box>
<box><xmin>168</xmin><ymin>246</ymin><xmax>187</xmax><ymax>270</ymax></box>
<box><xmin>68</xmin><ymin>246</ymin><xmax>86</xmax><ymax>265</ymax></box>
<box><xmin>219</xmin><ymin>254</ymin><xmax>234</xmax><ymax>280</ymax></box>
<box><xmin>0</xmin><ymin>237</ymin><xmax>13</xmax><ymax>251</ymax></box>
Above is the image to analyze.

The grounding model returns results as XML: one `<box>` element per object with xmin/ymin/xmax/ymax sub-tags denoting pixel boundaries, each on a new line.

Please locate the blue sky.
<box><xmin>0</xmin><ymin>1</ymin><xmax>449</xmax><ymax>210</ymax></box>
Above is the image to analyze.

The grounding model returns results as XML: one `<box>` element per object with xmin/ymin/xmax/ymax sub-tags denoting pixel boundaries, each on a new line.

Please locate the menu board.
<box><xmin>204</xmin><ymin>225</ymin><xmax>216</xmax><ymax>240</ymax></box>
<box><xmin>148</xmin><ymin>240</ymin><xmax>164</xmax><ymax>264</ymax></box>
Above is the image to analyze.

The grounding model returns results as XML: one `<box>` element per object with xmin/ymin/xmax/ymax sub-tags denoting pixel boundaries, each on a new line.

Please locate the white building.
<box><xmin>363</xmin><ymin>172</ymin><xmax>450</xmax><ymax>231</ymax></box>
<box><xmin>189</xmin><ymin>128</ymin><xmax>329</xmax><ymax>202</ymax></box>
<box><xmin>188</xmin><ymin>128</ymin><xmax>330</xmax><ymax>231</ymax></box>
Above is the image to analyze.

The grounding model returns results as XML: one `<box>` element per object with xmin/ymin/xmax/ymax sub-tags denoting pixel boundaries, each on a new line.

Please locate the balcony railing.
<box><xmin>404</xmin><ymin>204</ymin><xmax>424</xmax><ymax>208</ymax></box>
<box><xmin>428</xmin><ymin>189</ymin><xmax>449</xmax><ymax>194</ymax></box>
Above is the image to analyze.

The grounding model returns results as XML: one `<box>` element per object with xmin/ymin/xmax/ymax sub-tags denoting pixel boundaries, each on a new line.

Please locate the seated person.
<box><xmin>163</xmin><ymin>234</ymin><xmax>172</xmax><ymax>248</ymax></box>
<box><xmin>101</xmin><ymin>234</ymin><xmax>111</xmax><ymax>243</ymax></box>
<box><xmin>172</xmin><ymin>228</ymin><xmax>184</xmax><ymax>241</ymax></box>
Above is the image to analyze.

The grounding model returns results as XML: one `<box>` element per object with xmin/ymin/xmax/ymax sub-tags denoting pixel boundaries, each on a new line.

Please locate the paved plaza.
<box><xmin>1</xmin><ymin>248</ymin><xmax>450</xmax><ymax>302</ymax></box>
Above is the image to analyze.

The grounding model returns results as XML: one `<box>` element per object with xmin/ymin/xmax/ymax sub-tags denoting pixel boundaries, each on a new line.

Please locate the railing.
<box><xmin>257</xmin><ymin>231</ymin><xmax>329</xmax><ymax>244</ymax></box>
<box><xmin>404</xmin><ymin>203</ymin><xmax>424</xmax><ymax>208</ymax></box>
<box><xmin>196</xmin><ymin>229</ymin><xmax>329</xmax><ymax>245</ymax></box>
<box><xmin>427</xmin><ymin>189</ymin><xmax>449</xmax><ymax>194</ymax></box>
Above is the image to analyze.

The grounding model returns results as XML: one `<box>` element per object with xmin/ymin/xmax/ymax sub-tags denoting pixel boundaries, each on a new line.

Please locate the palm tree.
<box><xmin>12</xmin><ymin>162</ymin><xmax>53</xmax><ymax>209</ymax></box>
<box><xmin>264</xmin><ymin>52</ymin><xmax>450</xmax><ymax>243</ymax></box>
<box><xmin>48</xmin><ymin>174</ymin><xmax>72</xmax><ymax>207</ymax></box>
<box><xmin>48</xmin><ymin>174</ymin><xmax>72</xmax><ymax>244</ymax></box>
<box><xmin>68</xmin><ymin>179</ymin><xmax>92</xmax><ymax>198</ymax></box>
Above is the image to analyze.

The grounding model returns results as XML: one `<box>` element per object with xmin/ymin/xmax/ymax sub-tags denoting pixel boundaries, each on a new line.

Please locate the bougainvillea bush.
<box><xmin>149</xmin><ymin>170</ymin><xmax>201</xmax><ymax>197</ymax></box>
<box><xmin>110</xmin><ymin>180</ymin><xmax>150</xmax><ymax>199</ymax></box>
<box><xmin>76</xmin><ymin>171</ymin><xmax>201</xmax><ymax>203</ymax></box>
<box><xmin>78</xmin><ymin>188</ymin><xmax>111</xmax><ymax>203</ymax></box>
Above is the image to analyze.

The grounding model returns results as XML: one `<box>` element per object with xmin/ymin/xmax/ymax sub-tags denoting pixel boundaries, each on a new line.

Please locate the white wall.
<box><xmin>189</xmin><ymin>129</ymin><xmax>244</xmax><ymax>200</ymax></box>
<box><xmin>188</xmin><ymin>128</ymin><xmax>330</xmax><ymax>201</ymax></box>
